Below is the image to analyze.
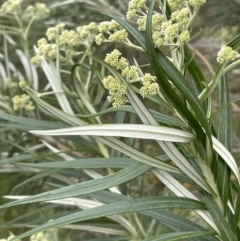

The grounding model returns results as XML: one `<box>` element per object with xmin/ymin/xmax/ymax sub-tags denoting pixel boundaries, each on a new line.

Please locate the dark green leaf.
<box><xmin>217</xmin><ymin>74</ymin><xmax>232</xmax><ymax>214</ymax></box>
<box><xmin>202</xmin><ymin>193</ymin><xmax>237</xmax><ymax>241</ymax></box>
<box><xmin>13</xmin><ymin>197</ymin><xmax>206</xmax><ymax>240</ymax></box>
<box><xmin>92</xmin><ymin>191</ymin><xmax>218</xmax><ymax>241</ymax></box>
<box><xmin>141</xmin><ymin>231</ymin><xmax>216</xmax><ymax>241</ymax></box>
<box><xmin>18</xmin><ymin>157</ymin><xmax>137</xmax><ymax>169</ymax></box>
<box><xmin>1</xmin><ymin>163</ymin><xmax>152</xmax><ymax>208</ymax></box>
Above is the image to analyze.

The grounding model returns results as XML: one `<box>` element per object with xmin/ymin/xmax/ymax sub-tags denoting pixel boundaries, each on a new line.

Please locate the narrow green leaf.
<box><xmin>217</xmin><ymin>74</ymin><xmax>232</xmax><ymax>214</ymax></box>
<box><xmin>91</xmin><ymin>191</ymin><xmax>218</xmax><ymax>241</ymax></box>
<box><xmin>141</xmin><ymin>231</ymin><xmax>216</xmax><ymax>241</ymax></box>
<box><xmin>212</xmin><ymin>136</ymin><xmax>240</xmax><ymax>184</ymax></box>
<box><xmin>1</xmin><ymin>163</ymin><xmax>152</xmax><ymax>208</ymax></box>
<box><xmin>75</xmin><ymin>105</ymin><xmax>188</xmax><ymax>127</ymax></box>
<box><xmin>184</xmin><ymin>45</ymin><xmax>206</xmax><ymax>94</ymax></box>
<box><xmin>30</xmin><ymin>124</ymin><xmax>196</xmax><ymax>143</ymax></box>
<box><xmin>0</xmin><ymin>111</ymin><xmax>68</xmax><ymax>129</ymax></box>
<box><xmin>202</xmin><ymin>193</ymin><xmax>237</xmax><ymax>241</ymax></box>
<box><xmin>233</xmin><ymin>187</ymin><xmax>240</xmax><ymax>232</ymax></box>
<box><xmin>13</xmin><ymin>197</ymin><xmax>206</xmax><ymax>240</ymax></box>
<box><xmin>26</xmin><ymin>90</ymin><xmax>179</xmax><ymax>173</ymax></box>
<box><xmin>17</xmin><ymin>157</ymin><xmax>136</xmax><ymax>169</ymax></box>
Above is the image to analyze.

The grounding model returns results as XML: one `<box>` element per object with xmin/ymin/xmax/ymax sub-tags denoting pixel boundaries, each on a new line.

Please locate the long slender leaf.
<box><xmin>202</xmin><ymin>193</ymin><xmax>237</xmax><ymax>241</ymax></box>
<box><xmin>212</xmin><ymin>136</ymin><xmax>240</xmax><ymax>184</ymax></box>
<box><xmin>0</xmin><ymin>111</ymin><xmax>68</xmax><ymax>129</ymax></box>
<box><xmin>91</xmin><ymin>191</ymin><xmax>218</xmax><ymax>241</ymax></box>
<box><xmin>217</xmin><ymin>74</ymin><xmax>232</xmax><ymax>214</ymax></box>
<box><xmin>75</xmin><ymin>105</ymin><xmax>187</xmax><ymax>127</ymax></box>
<box><xmin>1</xmin><ymin>163</ymin><xmax>152</xmax><ymax>208</ymax></box>
<box><xmin>17</xmin><ymin>157</ymin><xmax>137</xmax><ymax>169</ymax></box>
<box><xmin>13</xmin><ymin>197</ymin><xmax>206</xmax><ymax>240</ymax></box>
<box><xmin>30</xmin><ymin>124</ymin><xmax>196</xmax><ymax>143</ymax></box>
<box><xmin>140</xmin><ymin>231</ymin><xmax>216</xmax><ymax>241</ymax></box>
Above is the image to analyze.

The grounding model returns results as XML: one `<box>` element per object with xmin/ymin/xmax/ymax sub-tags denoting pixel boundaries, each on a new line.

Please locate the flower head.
<box><xmin>188</xmin><ymin>0</ymin><xmax>206</xmax><ymax>7</ymax></box>
<box><xmin>122</xmin><ymin>65</ymin><xmax>139</xmax><ymax>80</ymax></box>
<box><xmin>140</xmin><ymin>73</ymin><xmax>159</xmax><ymax>97</ymax></box>
<box><xmin>108</xmin><ymin>29</ymin><xmax>128</xmax><ymax>42</ymax></box>
<box><xmin>217</xmin><ymin>45</ymin><xmax>238</xmax><ymax>64</ymax></box>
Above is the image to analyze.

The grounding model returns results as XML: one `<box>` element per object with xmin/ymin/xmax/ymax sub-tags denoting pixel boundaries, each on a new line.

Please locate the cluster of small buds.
<box><xmin>130</xmin><ymin>0</ymin><xmax>193</xmax><ymax>47</ymax></box>
<box><xmin>76</xmin><ymin>22</ymin><xmax>98</xmax><ymax>39</ymax></box>
<box><xmin>126</xmin><ymin>0</ymin><xmax>146</xmax><ymax>19</ymax></box>
<box><xmin>0</xmin><ymin>233</ymin><xmax>21</xmax><ymax>241</ymax></box>
<box><xmin>188</xmin><ymin>0</ymin><xmax>206</xmax><ymax>7</ymax></box>
<box><xmin>37</xmin><ymin>38</ymin><xmax>57</xmax><ymax>59</ymax></box>
<box><xmin>59</xmin><ymin>30</ymin><xmax>80</xmax><ymax>47</ymax></box>
<box><xmin>140</xmin><ymin>73</ymin><xmax>160</xmax><ymax>97</ymax></box>
<box><xmin>0</xmin><ymin>0</ymin><xmax>23</xmax><ymax>15</ymax></box>
<box><xmin>19</xmin><ymin>81</ymin><xmax>27</xmax><ymax>90</ymax></box>
<box><xmin>105</xmin><ymin>49</ymin><xmax>139</xmax><ymax>80</ymax></box>
<box><xmin>46</xmin><ymin>23</ymin><xmax>65</xmax><ymax>41</ymax></box>
<box><xmin>32</xmin><ymin>22</ymin><xmax>99</xmax><ymax>65</ymax></box>
<box><xmin>171</xmin><ymin>8</ymin><xmax>189</xmax><ymax>26</ymax></box>
<box><xmin>216</xmin><ymin>45</ymin><xmax>239</xmax><ymax>64</ymax></box>
<box><xmin>23</xmin><ymin>3</ymin><xmax>50</xmax><ymax>20</ymax></box>
<box><xmin>103</xmin><ymin>49</ymin><xmax>159</xmax><ymax>106</ymax></box>
<box><xmin>102</xmin><ymin>75</ymin><xmax>128</xmax><ymax>108</ymax></box>
<box><xmin>168</xmin><ymin>0</ymin><xmax>186</xmax><ymax>11</ymax></box>
<box><xmin>30</xmin><ymin>230</ymin><xmax>57</xmax><ymax>241</ymax></box>
<box><xmin>95</xmin><ymin>20</ymin><xmax>128</xmax><ymax>45</ymax></box>
<box><xmin>12</xmin><ymin>94</ymin><xmax>35</xmax><ymax>111</ymax></box>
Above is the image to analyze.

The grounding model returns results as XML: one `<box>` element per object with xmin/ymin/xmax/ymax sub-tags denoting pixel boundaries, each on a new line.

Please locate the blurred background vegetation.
<box><xmin>0</xmin><ymin>0</ymin><xmax>240</xmax><ymax>239</ymax></box>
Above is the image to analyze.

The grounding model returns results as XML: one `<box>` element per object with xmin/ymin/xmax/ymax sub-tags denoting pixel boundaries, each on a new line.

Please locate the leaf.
<box><xmin>40</xmin><ymin>58</ymin><xmax>74</xmax><ymax>114</ymax></box>
<box><xmin>0</xmin><ymin>111</ymin><xmax>68</xmax><ymax>130</ymax></box>
<box><xmin>91</xmin><ymin>191</ymin><xmax>218</xmax><ymax>241</ymax></box>
<box><xmin>18</xmin><ymin>157</ymin><xmax>137</xmax><ymax>169</ymax></box>
<box><xmin>184</xmin><ymin>45</ymin><xmax>207</xmax><ymax>94</ymax></box>
<box><xmin>16</xmin><ymin>49</ymin><xmax>38</xmax><ymax>90</ymax></box>
<box><xmin>30</xmin><ymin>124</ymin><xmax>196</xmax><ymax>143</ymax></box>
<box><xmin>75</xmin><ymin>105</ymin><xmax>187</xmax><ymax>127</ymax></box>
<box><xmin>232</xmin><ymin>187</ymin><xmax>240</xmax><ymax>232</ymax></box>
<box><xmin>1</xmin><ymin>163</ymin><xmax>152</xmax><ymax>208</ymax></box>
<box><xmin>212</xmin><ymin>136</ymin><xmax>240</xmax><ymax>184</ymax></box>
<box><xmin>12</xmin><ymin>197</ymin><xmax>206</xmax><ymax>240</ymax></box>
<box><xmin>140</xmin><ymin>231</ymin><xmax>216</xmax><ymax>241</ymax></box>
<box><xmin>202</xmin><ymin>193</ymin><xmax>237</xmax><ymax>241</ymax></box>
<box><xmin>217</xmin><ymin>74</ymin><xmax>232</xmax><ymax>214</ymax></box>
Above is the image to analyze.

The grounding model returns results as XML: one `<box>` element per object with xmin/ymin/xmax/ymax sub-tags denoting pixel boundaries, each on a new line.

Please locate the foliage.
<box><xmin>0</xmin><ymin>0</ymin><xmax>240</xmax><ymax>240</ymax></box>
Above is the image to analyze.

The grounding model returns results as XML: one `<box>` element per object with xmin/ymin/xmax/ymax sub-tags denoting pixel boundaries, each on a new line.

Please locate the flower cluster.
<box><xmin>0</xmin><ymin>0</ymin><xmax>23</xmax><ymax>15</ymax></box>
<box><xmin>103</xmin><ymin>49</ymin><xmax>159</xmax><ymax>107</ymax></box>
<box><xmin>140</xmin><ymin>73</ymin><xmax>159</xmax><ymax>97</ymax></box>
<box><xmin>0</xmin><ymin>234</ymin><xmax>21</xmax><ymax>241</ymax></box>
<box><xmin>104</xmin><ymin>49</ymin><xmax>139</xmax><ymax>81</ymax></box>
<box><xmin>102</xmin><ymin>75</ymin><xmax>128</xmax><ymax>108</ymax></box>
<box><xmin>30</xmin><ymin>229</ymin><xmax>57</xmax><ymax>241</ymax></box>
<box><xmin>126</xmin><ymin>0</ymin><xmax>146</xmax><ymax>19</ymax></box>
<box><xmin>217</xmin><ymin>45</ymin><xmax>238</xmax><ymax>64</ymax></box>
<box><xmin>126</xmin><ymin>0</ymin><xmax>206</xmax><ymax>47</ymax></box>
<box><xmin>32</xmin><ymin>22</ymin><xmax>98</xmax><ymax>65</ymax></box>
<box><xmin>23</xmin><ymin>3</ymin><xmax>50</xmax><ymax>20</ymax></box>
<box><xmin>0</xmin><ymin>230</ymin><xmax>58</xmax><ymax>241</ymax></box>
<box><xmin>188</xmin><ymin>0</ymin><xmax>206</xmax><ymax>7</ymax></box>
<box><xmin>12</xmin><ymin>94</ymin><xmax>35</xmax><ymax>111</ymax></box>
<box><xmin>76</xmin><ymin>22</ymin><xmax>98</xmax><ymax>39</ymax></box>
<box><xmin>95</xmin><ymin>20</ymin><xmax>128</xmax><ymax>45</ymax></box>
